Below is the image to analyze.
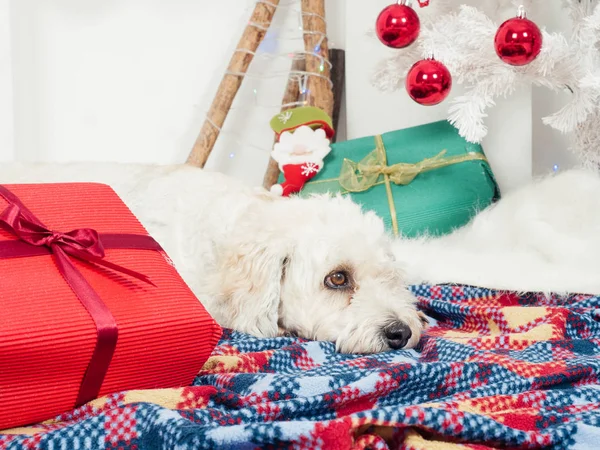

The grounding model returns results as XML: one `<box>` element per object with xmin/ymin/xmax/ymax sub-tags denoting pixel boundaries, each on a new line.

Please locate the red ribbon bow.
<box><xmin>0</xmin><ymin>202</ymin><xmax>154</xmax><ymax>286</ymax></box>
<box><xmin>1</xmin><ymin>202</ymin><xmax>105</xmax><ymax>254</ymax></box>
<box><xmin>0</xmin><ymin>185</ymin><xmax>160</xmax><ymax>406</ymax></box>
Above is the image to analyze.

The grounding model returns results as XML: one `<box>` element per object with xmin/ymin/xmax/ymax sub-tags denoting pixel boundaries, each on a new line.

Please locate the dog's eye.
<box><xmin>325</xmin><ymin>271</ymin><xmax>350</xmax><ymax>289</ymax></box>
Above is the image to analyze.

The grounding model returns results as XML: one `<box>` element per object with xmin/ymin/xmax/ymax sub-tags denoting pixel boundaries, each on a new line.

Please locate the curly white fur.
<box><xmin>3</xmin><ymin>163</ymin><xmax>600</xmax><ymax>352</ymax></box>
<box><xmin>0</xmin><ymin>162</ymin><xmax>422</xmax><ymax>354</ymax></box>
<box><xmin>393</xmin><ymin>168</ymin><xmax>600</xmax><ymax>295</ymax></box>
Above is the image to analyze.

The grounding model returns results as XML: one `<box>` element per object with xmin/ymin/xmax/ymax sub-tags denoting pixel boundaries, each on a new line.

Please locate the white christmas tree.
<box><xmin>371</xmin><ymin>0</ymin><xmax>600</xmax><ymax>167</ymax></box>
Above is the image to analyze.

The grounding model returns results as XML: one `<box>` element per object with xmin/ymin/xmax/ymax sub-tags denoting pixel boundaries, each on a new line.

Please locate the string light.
<box><xmin>247</xmin><ymin>21</ymin><xmax>270</xmax><ymax>31</ymax></box>
<box><xmin>206</xmin><ymin>118</ymin><xmax>289</xmax><ymax>158</ymax></box>
<box><xmin>313</xmin><ymin>35</ymin><xmax>325</xmax><ymax>52</ymax></box>
<box><xmin>251</xmin><ymin>1</ymin><xmax>328</xmax><ymax>37</ymax></box>
<box><xmin>553</xmin><ymin>164</ymin><xmax>559</xmax><ymax>172</ymax></box>
<box><xmin>282</xmin><ymin>100</ymin><xmax>307</xmax><ymax>108</ymax></box>
<box><xmin>255</xmin><ymin>0</ymin><xmax>279</xmax><ymax>8</ymax></box>
<box><xmin>224</xmin><ymin>67</ymin><xmax>334</xmax><ymax>88</ymax></box>
<box><xmin>223</xmin><ymin>100</ymin><xmax>308</xmax><ymax>112</ymax></box>
<box><xmin>257</xmin><ymin>50</ymin><xmax>332</xmax><ymax>70</ymax></box>
<box><xmin>231</xmin><ymin>49</ymin><xmax>332</xmax><ymax>73</ymax></box>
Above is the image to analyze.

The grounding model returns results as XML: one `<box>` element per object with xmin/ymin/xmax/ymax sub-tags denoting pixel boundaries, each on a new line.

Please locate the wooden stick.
<box><xmin>263</xmin><ymin>49</ymin><xmax>344</xmax><ymax>188</ymax></box>
<box><xmin>328</xmin><ymin>48</ymin><xmax>345</xmax><ymax>144</ymax></box>
<box><xmin>300</xmin><ymin>0</ymin><xmax>334</xmax><ymax>117</ymax></box>
<box><xmin>186</xmin><ymin>0</ymin><xmax>280</xmax><ymax>167</ymax></box>
<box><xmin>264</xmin><ymin>1</ymin><xmax>336</xmax><ymax>189</ymax></box>
<box><xmin>262</xmin><ymin>56</ymin><xmax>306</xmax><ymax>189</ymax></box>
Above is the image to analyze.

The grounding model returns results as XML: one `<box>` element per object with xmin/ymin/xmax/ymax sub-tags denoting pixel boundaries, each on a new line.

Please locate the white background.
<box><xmin>0</xmin><ymin>1</ymin><xmax>580</xmax><ymax>193</ymax></box>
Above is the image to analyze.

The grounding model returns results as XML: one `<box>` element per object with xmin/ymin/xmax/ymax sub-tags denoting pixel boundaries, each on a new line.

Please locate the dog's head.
<box><xmin>209</xmin><ymin>193</ymin><xmax>425</xmax><ymax>354</ymax></box>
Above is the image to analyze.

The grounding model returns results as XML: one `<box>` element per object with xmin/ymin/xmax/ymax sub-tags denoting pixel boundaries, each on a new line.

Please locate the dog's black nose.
<box><xmin>384</xmin><ymin>322</ymin><xmax>412</xmax><ymax>350</ymax></box>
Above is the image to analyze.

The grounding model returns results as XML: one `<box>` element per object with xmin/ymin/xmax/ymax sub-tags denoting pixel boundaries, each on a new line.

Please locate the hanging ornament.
<box><xmin>494</xmin><ymin>5</ymin><xmax>542</xmax><ymax>66</ymax></box>
<box><xmin>405</xmin><ymin>57</ymin><xmax>452</xmax><ymax>106</ymax></box>
<box><xmin>376</xmin><ymin>1</ymin><xmax>421</xmax><ymax>49</ymax></box>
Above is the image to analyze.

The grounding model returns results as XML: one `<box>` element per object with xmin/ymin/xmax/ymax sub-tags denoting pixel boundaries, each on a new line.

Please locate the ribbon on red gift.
<box><xmin>0</xmin><ymin>185</ymin><xmax>162</xmax><ymax>406</ymax></box>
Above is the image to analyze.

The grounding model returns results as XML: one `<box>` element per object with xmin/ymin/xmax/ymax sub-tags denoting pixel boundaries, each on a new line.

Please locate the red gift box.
<box><xmin>0</xmin><ymin>183</ymin><xmax>222</xmax><ymax>430</ymax></box>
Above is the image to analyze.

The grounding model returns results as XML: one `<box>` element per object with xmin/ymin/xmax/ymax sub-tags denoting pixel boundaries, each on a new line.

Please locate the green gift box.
<box><xmin>288</xmin><ymin>120</ymin><xmax>500</xmax><ymax>238</ymax></box>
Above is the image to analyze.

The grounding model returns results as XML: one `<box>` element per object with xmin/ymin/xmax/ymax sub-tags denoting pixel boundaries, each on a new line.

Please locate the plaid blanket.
<box><xmin>2</xmin><ymin>284</ymin><xmax>600</xmax><ymax>449</ymax></box>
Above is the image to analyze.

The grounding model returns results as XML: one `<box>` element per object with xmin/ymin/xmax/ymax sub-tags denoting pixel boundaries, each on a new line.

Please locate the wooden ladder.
<box><xmin>185</xmin><ymin>0</ymin><xmax>343</xmax><ymax>189</ymax></box>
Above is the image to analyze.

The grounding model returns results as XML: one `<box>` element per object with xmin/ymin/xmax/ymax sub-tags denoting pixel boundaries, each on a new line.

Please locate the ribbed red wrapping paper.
<box><xmin>0</xmin><ymin>183</ymin><xmax>222</xmax><ymax>430</ymax></box>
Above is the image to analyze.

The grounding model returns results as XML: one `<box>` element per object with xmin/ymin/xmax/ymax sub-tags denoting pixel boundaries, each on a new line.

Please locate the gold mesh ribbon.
<box><xmin>338</xmin><ymin>135</ymin><xmax>488</xmax><ymax>236</ymax></box>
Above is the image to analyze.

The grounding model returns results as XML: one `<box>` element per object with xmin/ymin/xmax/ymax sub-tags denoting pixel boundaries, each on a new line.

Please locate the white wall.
<box><xmin>10</xmin><ymin>0</ymin><xmax>249</xmax><ymax>164</ymax></box>
<box><xmin>0</xmin><ymin>0</ymin><xmax>13</xmax><ymax>161</ymax></box>
<box><xmin>531</xmin><ymin>1</ymin><xmax>580</xmax><ymax>175</ymax></box>
<box><xmin>5</xmin><ymin>0</ymin><xmax>347</xmax><ymax>187</ymax></box>
<box><xmin>1</xmin><ymin>1</ymin><xmax>581</xmax><ymax>190</ymax></box>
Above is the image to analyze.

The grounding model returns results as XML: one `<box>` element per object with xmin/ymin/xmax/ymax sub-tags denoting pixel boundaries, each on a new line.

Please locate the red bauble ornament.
<box><xmin>405</xmin><ymin>58</ymin><xmax>452</xmax><ymax>106</ymax></box>
<box><xmin>376</xmin><ymin>2</ymin><xmax>421</xmax><ymax>49</ymax></box>
<box><xmin>494</xmin><ymin>7</ymin><xmax>542</xmax><ymax>66</ymax></box>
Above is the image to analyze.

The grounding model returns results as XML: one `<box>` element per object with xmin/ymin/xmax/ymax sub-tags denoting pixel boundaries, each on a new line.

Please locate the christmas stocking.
<box><xmin>270</xmin><ymin>162</ymin><xmax>321</xmax><ymax>197</ymax></box>
<box><xmin>269</xmin><ymin>108</ymin><xmax>334</xmax><ymax>197</ymax></box>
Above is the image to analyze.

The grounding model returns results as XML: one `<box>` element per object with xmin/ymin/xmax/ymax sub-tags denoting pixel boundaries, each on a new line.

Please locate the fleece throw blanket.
<box><xmin>2</xmin><ymin>284</ymin><xmax>600</xmax><ymax>450</ymax></box>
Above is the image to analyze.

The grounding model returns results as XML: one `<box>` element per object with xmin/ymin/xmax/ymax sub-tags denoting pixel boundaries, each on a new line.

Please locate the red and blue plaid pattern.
<box><xmin>2</xmin><ymin>284</ymin><xmax>600</xmax><ymax>449</ymax></box>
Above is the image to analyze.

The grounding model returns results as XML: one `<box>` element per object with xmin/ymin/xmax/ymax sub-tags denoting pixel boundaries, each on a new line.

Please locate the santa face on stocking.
<box><xmin>270</xmin><ymin>126</ymin><xmax>332</xmax><ymax>197</ymax></box>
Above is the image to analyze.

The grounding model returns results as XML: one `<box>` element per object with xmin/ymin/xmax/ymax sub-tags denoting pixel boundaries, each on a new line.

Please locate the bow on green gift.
<box><xmin>342</xmin><ymin>150</ymin><xmax>439</xmax><ymax>192</ymax></box>
<box><xmin>339</xmin><ymin>135</ymin><xmax>487</xmax><ymax>193</ymax></box>
<box><xmin>300</xmin><ymin>134</ymin><xmax>489</xmax><ymax>236</ymax></box>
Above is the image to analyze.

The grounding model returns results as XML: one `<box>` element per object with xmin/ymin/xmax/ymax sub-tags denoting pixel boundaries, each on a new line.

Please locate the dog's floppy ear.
<box><xmin>211</xmin><ymin>225</ymin><xmax>290</xmax><ymax>338</ymax></box>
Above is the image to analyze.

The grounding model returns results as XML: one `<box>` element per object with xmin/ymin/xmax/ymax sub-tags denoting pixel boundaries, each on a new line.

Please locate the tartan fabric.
<box><xmin>3</xmin><ymin>284</ymin><xmax>600</xmax><ymax>449</ymax></box>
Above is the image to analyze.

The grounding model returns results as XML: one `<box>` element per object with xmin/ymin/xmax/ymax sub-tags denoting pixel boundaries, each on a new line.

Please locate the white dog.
<box><xmin>0</xmin><ymin>162</ymin><xmax>424</xmax><ymax>354</ymax></box>
<box><xmin>3</xmin><ymin>163</ymin><xmax>600</xmax><ymax>353</ymax></box>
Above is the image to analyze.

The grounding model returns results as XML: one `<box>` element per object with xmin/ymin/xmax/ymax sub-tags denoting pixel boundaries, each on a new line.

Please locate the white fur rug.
<box><xmin>393</xmin><ymin>169</ymin><xmax>600</xmax><ymax>296</ymax></box>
